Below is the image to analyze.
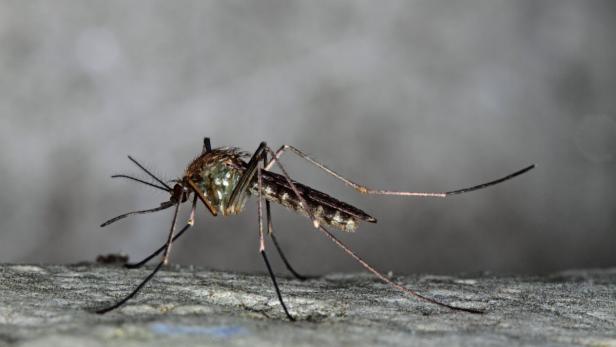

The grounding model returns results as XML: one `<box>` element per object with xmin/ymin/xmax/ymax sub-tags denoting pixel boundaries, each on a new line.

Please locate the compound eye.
<box><xmin>171</xmin><ymin>183</ymin><xmax>184</xmax><ymax>201</ymax></box>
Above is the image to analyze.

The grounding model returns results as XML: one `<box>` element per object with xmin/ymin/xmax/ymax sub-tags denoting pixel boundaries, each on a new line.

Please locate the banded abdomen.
<box><xmin>250</xmin><ymin>170</ymin><xmax>377</xmax><ymax>232</ymax></box>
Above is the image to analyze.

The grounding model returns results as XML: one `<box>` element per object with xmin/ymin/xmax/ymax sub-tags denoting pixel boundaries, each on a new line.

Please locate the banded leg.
<box><xmin>262</xmin><ymin>145</ymin><xmax>484</xmax><ymax>314</ymax></box>
<box><xmin>125</xmin><ymin>196</ymin><xmax>198</xmax><ymax>269</ymax></box>
<box><xmin>257</xmin><ymin>162</ymin><xmax>295</xmax><ymax>321</ymax></box>
<box><xmin>266</xmin><ymin>145</ymin><xmax>534</xmax><ymax>197</ymax></box>
<box><xmin>96</xmin><ymin>198</ymin><xmax>183</xmax><ymax>314</ymax></box>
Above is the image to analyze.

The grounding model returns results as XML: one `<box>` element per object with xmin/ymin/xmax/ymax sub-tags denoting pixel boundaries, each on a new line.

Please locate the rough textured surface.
<box><xmin>0</xmin><ymin>263</ymin><xmax>614</xmax><ymax>347</ymax></box>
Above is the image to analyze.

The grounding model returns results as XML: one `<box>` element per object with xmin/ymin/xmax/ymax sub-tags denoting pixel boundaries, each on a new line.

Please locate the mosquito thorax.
<box><xmin>185</xmin><ymin>148</ymin><xmax>251</xmax><ymax>216</ymax></box>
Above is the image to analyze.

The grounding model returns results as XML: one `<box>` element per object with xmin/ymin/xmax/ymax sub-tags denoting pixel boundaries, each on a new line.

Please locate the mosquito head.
<box><xmin>171</xmin><ymin>183</ymin><xmax>189</xmax><ymax>203</ymax></box>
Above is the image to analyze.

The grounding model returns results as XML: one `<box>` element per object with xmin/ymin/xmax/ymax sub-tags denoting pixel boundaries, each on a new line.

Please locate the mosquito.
<box><xmin>96</xmin><ymin>137</ymin><xmax>535</xmax><ymax>320</ymax></box>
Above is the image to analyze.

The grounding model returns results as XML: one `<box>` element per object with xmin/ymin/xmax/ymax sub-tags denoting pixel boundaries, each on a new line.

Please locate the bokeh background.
<box><xmin>1</xmin><ymin>1</ymin><xmax>614</xmax><ymax>276</ymax></box>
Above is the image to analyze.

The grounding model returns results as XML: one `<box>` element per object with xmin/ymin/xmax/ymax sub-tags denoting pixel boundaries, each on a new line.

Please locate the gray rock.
<box><xmin>0</xmin><ymin>263</ymin><xmax>614</xmax><ymax>346</ymax></box>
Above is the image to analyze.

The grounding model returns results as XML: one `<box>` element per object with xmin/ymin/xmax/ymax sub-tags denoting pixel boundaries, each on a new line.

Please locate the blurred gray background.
<box><xmin>0</xmin><ymin>1</ymin><xmax>614</xmax><ymax>276</ymax></box>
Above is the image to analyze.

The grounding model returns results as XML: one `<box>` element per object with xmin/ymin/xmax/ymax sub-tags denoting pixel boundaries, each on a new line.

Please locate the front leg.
<box><xmin>124</xmin><ymin>196</ymin><xmax>198</xmax><ymax>269</ymax></box>
<box><xmin>96</xmin><ymin>198</ymin><xmax>184</xmax><ymax>314</ymax></box>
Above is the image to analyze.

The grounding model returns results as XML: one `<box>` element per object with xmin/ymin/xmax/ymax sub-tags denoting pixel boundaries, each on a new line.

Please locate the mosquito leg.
<box><xmin>231</xmin><ymin>142</ymin><xmax>311</xmax><ymax>279</ymax></box>
<box><xmin>317</xmin><ymin>225</ymin><xmax>484</xmax><ymax>314</ymax></box>
<box><xmin>124</xmin><ymin>224</ymin><xmax>190</xmax><ymax>269</ymax></box>
<box><xmin>125</xmin><ymin>196</ymin><xmax>198</xmax><ymax>269</ymax></box>
<box><xmin>268</xmin><ymin>230</ymin><xmax>308</xmax><ymax>281</ymax></box>
<box><xmin>261</xmin><ymin>250</ymin><xmax>295</xmax><ymax>321</ymax></box>
<box><xmin>263</xmin><ymin>146</ymin><xmax>483</xmax><ymax>314</ymax></box>
<box><xmin>257</xmin><ymin>165</ymin><xmax>266</xmax><ymax>253</ymax></box>
<box><xmin>257</xmin><ymin>164</ymin><xmax>295</xmax><ymax>321</ymax></box>
<box><xmin>160</xmin><ymin>199</ymin><xmax>185</xmax><ymax>265</ymax></box>
<box><xmin>266</xmin><ymin>145</ymin><xmax>534</xmax><ymax>197</ymax></box>
<box><xmin>96</xmin><ymin>199</ymin><xmax>182</xmax><ymax>314</ymax></box>
<box><xmin>95</xmin><ymin>260</ymin><xmax>165</xmax><ymax>314</ymax></box>
<box><xmin>261</xmin><ymin>151</ymin><xmax>308</xmax><ymax>281</ymax></box>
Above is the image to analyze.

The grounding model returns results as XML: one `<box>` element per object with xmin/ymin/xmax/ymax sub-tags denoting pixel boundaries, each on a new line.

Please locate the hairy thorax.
<box><xmin>185</xmin><ymin>148</ymin><xmax>250</xmax><ymax>216</ymax></box>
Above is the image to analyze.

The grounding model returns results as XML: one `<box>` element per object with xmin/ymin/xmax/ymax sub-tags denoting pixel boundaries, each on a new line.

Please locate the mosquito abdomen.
<box><xmin>251</xmin><ymin>172</ymin><xmax>376</xmax><ymax>232</ymax></box>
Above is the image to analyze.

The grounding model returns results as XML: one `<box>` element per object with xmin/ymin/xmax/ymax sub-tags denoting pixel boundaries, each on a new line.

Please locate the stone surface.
<box><xmin>0</xmin><ymin>263</ymin><xmax>615</xmax><ymax>346</ymax></box>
